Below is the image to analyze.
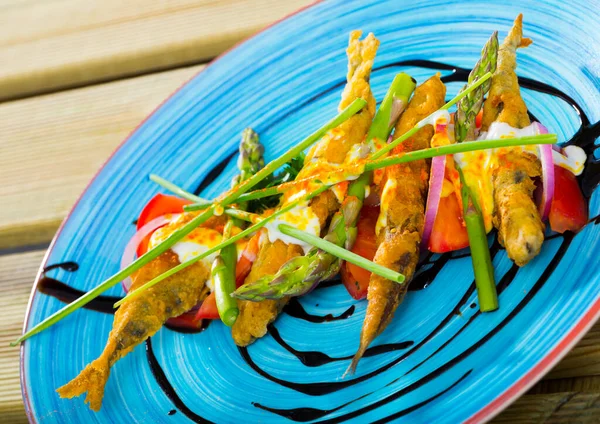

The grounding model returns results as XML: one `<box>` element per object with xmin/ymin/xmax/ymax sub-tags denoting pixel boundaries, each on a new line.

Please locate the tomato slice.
<box><xmin>341</xmin><ymin>205</ymin><xmax>379</xmax><ymax>300</ymax></box>
<box><xmin>549</xmin><ymin>165</ymin><xmax>588</xmax><ymax>233</ymax></box>
<box><xmin>136</xmin><ymin>194</ymin><xmax>192</xmax><ymax>256</ymax></box>
<box><xmin>428</xmin><ymin>193</ymin><xmax>470</xmax><ymax>253</ymax></box>
<box><xmin>166</xmin><ymin>310</ymin><xmax>203</xmax><ymax>330</ymax></box>
<box><xmin>195</xmin><ymin>292</ymin><xmax>219</xmax><ymax>320</ymax></box>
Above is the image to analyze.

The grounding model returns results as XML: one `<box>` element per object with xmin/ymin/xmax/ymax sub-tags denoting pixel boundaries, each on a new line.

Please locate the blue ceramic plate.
<box><xmin>21</xmin><ymin>0</ymin><xmax>600</xmax><ymax>422</ymax></box>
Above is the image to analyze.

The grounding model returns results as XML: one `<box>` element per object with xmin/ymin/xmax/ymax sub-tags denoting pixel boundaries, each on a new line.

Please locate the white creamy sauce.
<box><xmin>149</xmin><ymin>220</ymin><xmax>223</xmax><ymax>270</ymax></box>
<box><xmin>170</xmin><ymin>241</ymin><xmax>220</xmax><ymax>264</ymax></box>
<box><xmin>347</xmin><ymin>143</ymin><xmax>370</xmax><ymax>162</ymax></box>
<box><xmin>475</xmin><ymin>122</ymin><xmax>586</xmax><ymax>175</ymax></box>
<box><xmin>417</xmin><ymin>109</ymin><xmax>451</xmax><ymax>129</ymax></box>
<box><xmin>376</xmin><ymin>177</ymin><xmax>397</xmax><ymax>235</ymax></box>
<box><xmin>264</xmin><ymin>201</ymin><xmax>321</xmax><ymax>254</ymax></box>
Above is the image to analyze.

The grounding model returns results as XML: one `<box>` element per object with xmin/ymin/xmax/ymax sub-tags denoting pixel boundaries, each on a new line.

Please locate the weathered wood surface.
<box><xmin>0</xmin><ymin>0</ymin><xmax>313</xmax><ymax>101</ymax></box>
<box><xmin>0</xmin><ymin>64</ymin><xmax>202</xmax><ymax>250</ymax></box>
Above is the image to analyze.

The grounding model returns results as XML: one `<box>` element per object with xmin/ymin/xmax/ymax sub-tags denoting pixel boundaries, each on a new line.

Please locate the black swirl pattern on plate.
<box><xmin>38</xmin><ymin>60</ymin><xmax>600</xmax><ymax>422</ymax></box>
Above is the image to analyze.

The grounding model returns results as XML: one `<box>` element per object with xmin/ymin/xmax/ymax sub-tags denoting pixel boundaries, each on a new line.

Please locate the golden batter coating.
<box><xmin>303</xmin><ymin>31</ymin><xmax>378</xmax><ymax>166</ymax></box>
<box><xmin>492</xmin><ymin>151</ymin><xmax>543</xmax><ymax>266</ymax></box>
<box><xmin>483</xmin><ymin>14</ymin><xmax>544</xmax><ymax>266</ymax></box>
<box><xmin>481</xmin><ymin>14</ymin><xmax>532</xmax><ymax>131</ymax></box>
<box><xmin>232</xmin><ymin>240</ymin><xmax>304</xmax><ymax>346</ymax></box>
<box><xmin>57</xmin><ymin>250</ymin><xmax>211</xmax><ymax>411</ymax></box>
<box><xmin>232</xmin><ymin>31</ymin><xmax>379</xmax><ymax>346</ymax></box>
<box><xmin>348</xmin><ymin>75</ymin><xmax>446</xmax><ymax>373</ymax></box>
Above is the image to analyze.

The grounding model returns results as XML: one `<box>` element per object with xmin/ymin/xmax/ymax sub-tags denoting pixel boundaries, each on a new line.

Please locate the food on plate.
<box><xmin>347</xmin><ymin>74</ymin><xmax>446</xmax><ymax>373</ymax></box>
<box><xmin>232</xmin><ymin>30</ymin><xmax>379</xmax><ymax>346</ymax></box>
<box><xmin>481</xmin><ymin>14</ymin><xmax>543</xmax><ymax>266</ymax></box>
<box><xmin>57</xmin><ymin>215</ymin><xmax>224</xmax><ymax>410</ymax></box>
<box><xmin>13</xmin><ymin>14</ymin><xmax>589</xmax><ymax>411</ymax></box>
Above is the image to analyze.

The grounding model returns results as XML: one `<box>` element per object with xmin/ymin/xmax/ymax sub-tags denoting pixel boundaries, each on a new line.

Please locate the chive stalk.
<box><xmin>371</xmin><ymin>71</ymin><xmax>492</xmax><ymax>160</ymax></box>
<box><xmin>222</xmin><ymin>134</ymin><xmax>558</xmax><ymax>205</ymax></box>
<box><xmin>278</xmin><ymin>224</ymin><xmax>404</xmax><ymax>283</ymax></box>
<box><xmin>149</xmin><ymin>174</ymin><xmax>211</xmax><ymax>205</ymax></box>
<box><xmin>365</xmin><ymin>134</ymin><xmax>556</xmax><ymax>171</ymax></box>
<box><xmin>114</xmin><ymin>185</ymin><xmax>331</xmax><ymax>306</ymax></box>
<box><xmin>13</xmin><ymin>99</ymin><xmax>367</xmax><ymax>345</ymax></box>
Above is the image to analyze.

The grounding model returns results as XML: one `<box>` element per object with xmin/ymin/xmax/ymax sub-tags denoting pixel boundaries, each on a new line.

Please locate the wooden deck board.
<box><xmin>0</xmin><ymin>0</ymin><xmax>313</xmax><ymax>101</ymax></box>
<box><xmin>0</xmin><ymin>64</ymin><xmax>203</xmax><ymax>249</ymax></box>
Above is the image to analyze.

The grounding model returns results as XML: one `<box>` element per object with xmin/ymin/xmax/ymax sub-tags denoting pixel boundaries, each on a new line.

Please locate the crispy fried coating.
<box><xmin>232</xmin><ymin>31</ymin><xmax>379</xmax><ymax>346</ymax></box>
<box><xmin>348</xmin><ymin>75</ymin><xmax>446</xmax><ymax>373</ymax></box>
<box><xmin>57</xmin><ymin>250</ymin><xmax>211</xmax><ymax>411</ymax></box>
<box><xmin>481</xmin><ymin>14</ymin><xmax>532</xmax><ymax>131</ymax></box>
<box><xmin>232</xmin><ymin>240</ymin><xmax>304</xmax><ymax>346</ymax></box>
<box><xmin>303</xmin><ymin>31</ymin><xmax>378</xmax><ymax>165</ymax></box>
<box><xmin>492</xmin><ymin>151</ymin><xmax>543</xmax><ymax>266</ymax></box>
<box><xmin>483</xmin><ymin>14</ymin><xmax>544</xmax><ymax>266</ymax></box>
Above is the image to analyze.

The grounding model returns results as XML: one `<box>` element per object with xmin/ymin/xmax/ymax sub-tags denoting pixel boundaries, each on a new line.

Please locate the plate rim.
<box><xmin>18</xmin><ymin>1</ymin><xmax>600</xmax><ymax>422</ymax></box>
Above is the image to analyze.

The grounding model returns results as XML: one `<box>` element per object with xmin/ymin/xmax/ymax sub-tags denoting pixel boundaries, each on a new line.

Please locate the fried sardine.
<box><xmin>57</xmin><ymin>214</ymin><xmax>224</xmax><ymax>410</ymax></box>
<box><xmin>347</xmin><ymin>75</ymin><xmax>446</xmax><ymax>373</ymax></box>
<box><xmin>481</xmin><ymin>14</ymin><xmax>544</xmax><ymax>266</ymax></box>
<box><xmin>232</xmin><ymin>31</ymin><xmax>379</xmax><ymax>346</ymax></box>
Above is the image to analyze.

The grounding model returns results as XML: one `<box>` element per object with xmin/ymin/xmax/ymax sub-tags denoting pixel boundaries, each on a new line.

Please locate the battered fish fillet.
<box><xmin>57</xmin><ymin>214</ymin><xmax>223</xmax><ymax>410</ymax></box>
<box><xmin>481</xmin><ymin>14</ymin><xmax>544</xmax><ymax>266</ymax></box>
<box><xmin>232</xmin><ymin>30</ymin><xmax>379</xmax><ymax>346</ymax></box>
<box><xmin>347</xmin><ymin>75</ymin><xmax>446</xmax><ymax>373</ymax></box>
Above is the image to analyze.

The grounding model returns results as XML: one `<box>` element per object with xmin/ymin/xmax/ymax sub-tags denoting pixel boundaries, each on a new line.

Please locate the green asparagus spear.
<box><xmin>233</xmin><ymin>128</ymin><xmax>265</xmax><ymax>186</ymax></box>
<box><xmin>455</xmin><ymin>31</ymin><xmax>498</xmax><ymax>143</ymax></box>
<box><xmin>233</xmin><ymin>74</ymin><xmax>416</xmax><ymax>300</ymax></box>
<box><xmin>454</xmin><ymin>33</ymin><xmax>499</xmax><ymax>312</ymax></box>
<box><xmin>213</xmin><ymin>128</ymin><xmax>264</xmax><ymax>326</ymax></box>
<box><xmin>459</xmin><ymin>168</ymin><xmax>498</xmax><ymax>312</ymax></box>
<box><xmin>213</xmin><ymin>220</ymin><xmax>239</xmax><ymax>326</ymax></box>
<box><xmin>232</xmin><ymin>195</ymin><xmax>364</xmax><ymax>300</ymax></box>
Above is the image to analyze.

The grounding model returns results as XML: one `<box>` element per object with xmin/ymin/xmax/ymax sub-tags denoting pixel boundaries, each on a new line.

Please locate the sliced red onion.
<box><xmin>422</xmin><ymin>155</ymin><xmax>447</xmax><ymax>248</ymax></box>
<box><xmin>120</xmin><ymin>215</ymin><xmax>171</xmax><ymax>292</ymax></box>
<box><xmin>533</xmin><ymin>122</ymin><xmax>555</xmax><ymax>221</ymax></box>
